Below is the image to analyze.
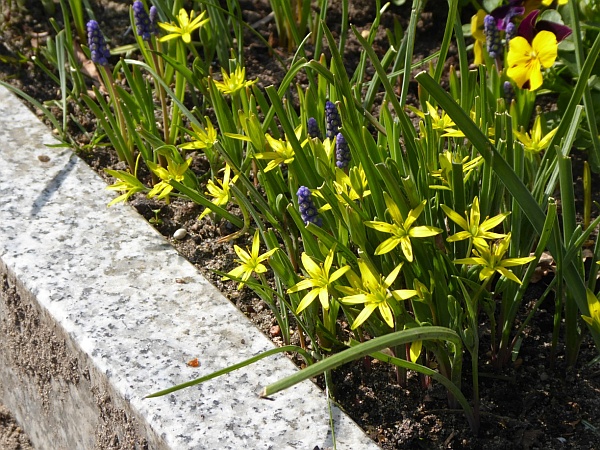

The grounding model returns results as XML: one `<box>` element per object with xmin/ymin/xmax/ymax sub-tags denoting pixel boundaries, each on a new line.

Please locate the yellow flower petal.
<box><xmin>409</xmin><ymin>340</ymin><xmax>423</xmax><ymax>363</ymax></box>
<box><xmin>507</xmin><ymin>37</ymin><xmax>533</xmax><ymax>67</ymax></box>
<box><xmin>532</xmin><ymin>31</ymin><xmax>558</xmax><ymax>68</ymax></box>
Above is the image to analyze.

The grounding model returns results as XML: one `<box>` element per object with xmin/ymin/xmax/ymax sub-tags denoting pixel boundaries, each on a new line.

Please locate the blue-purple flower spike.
<box><xmin>297</xmin><ymin>186</ymin><xmax>322</xmax><ymax>227</ymax></box>
<box><xmin>503</xmin><ymin>81</ymin><xmax>515</xmax><ymax>106</ymax></box>
<box><xmin>484</xmin><ymin>15</ymin><xmax>502</xmax><ymax>59</ymax></box>
<box><xmin>86</xmin><ymin>20</ymin><xmax>111</xmax><ymax>66</ymax></box>
<box><xmin>325</xmin><ymin>101</ymin><xmax>341</xmax><ymax>140</ymax></box>
<box><xmin>149</xmin><ymin>6</ymin><xmax>159</xmax><ymax>33</ymax></box>
<box><xmin>505</xmin><ymin>22</ymin><xmax>517</xmax><ymax>43</ymax></box>
<box><xmin>335</xmin><ymin>132</ymin><xmax>351</xmax><ymax>169</ymax></box>
<box><xmin>133</xmin><ymin>1</ymin><xmax>154</xmax><ymax>41</ymax></box>
<box><xmin>307</xmin><ymin>117</ymin><xmax>322</xmax><ymax>139</ymax></box>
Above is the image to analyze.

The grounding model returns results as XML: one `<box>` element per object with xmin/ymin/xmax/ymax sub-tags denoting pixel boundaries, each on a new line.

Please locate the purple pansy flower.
<box><xmin>518</xmin><ymin>10</ymin><xmax>572</xmax><ymax>43</ymax></box>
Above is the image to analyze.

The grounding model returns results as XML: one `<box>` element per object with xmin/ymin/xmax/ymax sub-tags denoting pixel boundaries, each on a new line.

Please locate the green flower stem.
<box><xmin>559</xmin><ymin>156</ymin><xmax>582</xmax><ymax>365</ymax></box>
<box><xmin>497</xmin><ymin>199</ymin><xmax>557</xmax><ymax>366</ymax></box>
<box><xmin>168</xmin><ymin>41</ymin><xmax>187</xmax><ymax>145</ymax></box>
<box><xmin>145</xmin><ymin>345</ymin><xmax>313</xmax><ymax>398</ymax></box>
<box><xmin>258</xmin><ymin>272</ymin><xmax>290</xmax><ymax>345</ymax></box>
<box><xmin>433</xmin><ymin>0</ymin><xmax>459</xmax><ymax>84</ymax></box>
<box><xmin>100</xmin><ymin>66</ymin><xmax>134</xmax><ymax>171</ymax></box>
<box><xmin>150</xmin><ymin>40</ymin><xmax>171</xmax><ymax>153</ymax></box>
<box><xmin>398</xmin><ymin>0</ymin><xmax>423</xmax><ymax>107</ymax></box>
<box><xmin>469</xmin><ymin>279</ymin><xmax>490</xmax><ymax>426</ymax></box>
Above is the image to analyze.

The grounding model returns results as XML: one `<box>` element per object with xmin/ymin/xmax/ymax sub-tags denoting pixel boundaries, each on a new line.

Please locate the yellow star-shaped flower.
<box><xmin>513</xmin><ymin>115</ymin><xmax>558</xmax><ymax>154</ymax></box>
<box><xmin>224</xmin><ymin>231</ymin><xmax>278</xmax><ymax>290</ymax></box>
<box><xmin>287</xmin><ymin>248</ymin><xmax>351</xmax><ymax>313</ymax></box>
<box><xmin>337</xmin><ymin>260</ymin><xmax>417</xmax><ymax>329</ymax></box>
<box><xmin>213</xmin><ymin>66</ymin><xmax>257</xmax><ymax>96</ymax></box>
<box><xmin>365</xmin><ymin>195</ymin><xmax>442</xmax><ymax>262</ymax></box>
<box><xmin>158</xmin><ymin>8</ymin><xmax>209</xmax><ymax>44</ymax></box>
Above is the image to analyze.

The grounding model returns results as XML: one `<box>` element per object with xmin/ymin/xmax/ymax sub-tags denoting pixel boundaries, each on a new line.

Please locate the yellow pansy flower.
<box><xmin>507</xmin><ymin>30</ymin><xmax>558</xmax><ymax>90</ymax></box>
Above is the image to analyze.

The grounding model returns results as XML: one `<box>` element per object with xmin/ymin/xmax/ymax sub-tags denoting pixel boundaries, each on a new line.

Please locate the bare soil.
<box><xmin>1</xmin><ymin>1</ymin><xmax>600</xmax><ymax>449</ymax></box>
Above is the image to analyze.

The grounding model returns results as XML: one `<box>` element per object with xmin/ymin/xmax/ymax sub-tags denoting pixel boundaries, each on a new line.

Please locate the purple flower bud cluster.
<box><xmin>335</xmin><ymin>132</ymin><xmax>351</xmax><ymax>169</ymax></box>
<box><xmin>325</xmin><ymin>100</ymin><xmax>341</xmax><ymax>140</ymax></box>
<box><xmin>503</xmin><ymin>81</ymin><xmax>514</xmax><ymax>106</ymax></box>
<box><xmin>297</xmin><ymin>186</ymin><xmax>322</xmax><ymax>227</ymax></box>
<box><xmin>484</xmin><ymin>15</ymin><xmax>502</xmax><ymax>59</ymax></box>
<box><xmin>149</xmin><ymin>5</ymin><xmax>158</xmax><ymax>28</ymax></box>
<box><xmin>87</xmin><ymin>20</ymin><xmax>111</xmax><ymax>66</ymax></box>
<box><xmin>505</xmin><ymin>22</ymin><xmax>517</xmax><ymax>42</ymax></box>
<box><xmin>307</xmin><ymin>117</ymin><xmax>322</xmax><ymax>139</ymax></box>
<box><xmin>133</xmin><ymin>1</ymin><xmax>157</xmax><ymax>41</ymax></box>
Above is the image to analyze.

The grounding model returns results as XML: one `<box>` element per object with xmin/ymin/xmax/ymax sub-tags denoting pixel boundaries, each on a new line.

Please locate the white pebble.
<box><xmin>173</xmin><ymin>228</ymin><xmax>187</xmax><ymax>240</ymax></box>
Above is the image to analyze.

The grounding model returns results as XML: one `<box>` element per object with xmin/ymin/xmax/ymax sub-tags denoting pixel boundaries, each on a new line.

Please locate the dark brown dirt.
<box><xmin>2</xmin><ymin>1</ymin><xmax>600</xmax><ymax>449</ymax></box>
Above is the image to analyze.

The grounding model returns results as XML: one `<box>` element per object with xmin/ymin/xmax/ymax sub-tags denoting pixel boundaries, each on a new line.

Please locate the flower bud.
<box><xmin>297</xmin><ymin>186</ymin><xmax>322</xmax><ymax>227</ymax></box>
<box><xmin>133</xmin><ymin>1</ymin><xmax>156</xmax><ymax>41</ymax></box>
<box><xmin>307</xmin><ymin>117</ymin><xmax>321</xmax><ymax>139</ymax></box>
<box><xmin>86</xmin><ymin>20</ymin><xmax>111</xmax><ymax>66</ymax></box>
<box><xmin>335</xmin><ymin>132</ymin><xmax>351</xmax><ymax>169</ymax></box>
<box><xmin>484</xmin><ymin>15</ymin><xmax>502</xmax><ymax>59</ymax></box>
<box><xmin>325</xmin><ymin>101</ymin><xmax>341</xmax><ymax>140</ymax></box>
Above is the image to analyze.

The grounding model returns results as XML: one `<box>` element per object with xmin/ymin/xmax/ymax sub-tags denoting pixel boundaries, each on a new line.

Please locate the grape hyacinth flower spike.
<box><xmin>87</xmin><ymin>20</ymin><xmax>111</xmax><ymax>66</ymax></box>
<box><xmin>297</xmin><ymin>186</ymin><xmax>322</xmax><ymax>227</ymax></box>
<box><xmin>325</xmin><ymin>101</ymin><xmax>341</xmax><ymax>140</ymax></box>
<box><xmin>335</xmin><ymin>132</ymin><xmax>351</xmax><ymax>169</ymax></box>
<box><xmin>503</xmin><ymin>81</ymin><xmax>515</xmax><ymax>106</ymax></box>
<box><xmin>484</xmin><ymin>15</ymin><xmax>502</xmax><ymax>60</ymax></box>
<box><xmin>149</xmin><ymin>6</ymin><xmax>159</xmax><ymax>33</ymax></box>
<box><xmin>133</xmin><ymin>1</ymin><xmax>157</xmax><ymax>41</ymax></box>
<box><xmin>307</xmin><ymin>117</ymin><xmax>322</xmax><ymax>139</ymax></box>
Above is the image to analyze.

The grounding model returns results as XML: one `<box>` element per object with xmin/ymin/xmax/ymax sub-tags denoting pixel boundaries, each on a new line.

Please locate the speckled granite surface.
<box><xmin>0</xmin><ymin>85</ymin><xmax>380</xmax><ymax>449</ymax></box>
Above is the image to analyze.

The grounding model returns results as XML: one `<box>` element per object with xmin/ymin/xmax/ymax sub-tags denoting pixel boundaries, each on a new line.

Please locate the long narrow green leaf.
<box><xmin>169</xmin><ymin>179</ymin><xmax>244</xmax><ymax>228</ymax></box>
<box><xmin>146</xmin><ymin>345</ymin><xmax>312</xmax><ymax>398</ymax></box>
<box><xmin>262</xmin><ymin>327</ymin><xmax>461</xmax><ymax>397</ymax></box>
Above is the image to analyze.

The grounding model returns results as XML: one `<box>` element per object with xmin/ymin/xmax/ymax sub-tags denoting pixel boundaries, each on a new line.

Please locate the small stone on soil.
<box><xmin>173</xmin><ymin>228</ymin><xmax>187</xmax><ymax>240</ymax></box>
